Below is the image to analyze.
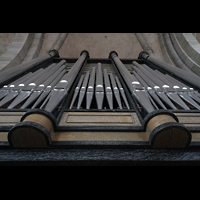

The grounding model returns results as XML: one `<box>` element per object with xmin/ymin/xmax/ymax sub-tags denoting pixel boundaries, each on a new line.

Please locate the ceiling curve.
<box><xmin>0</xmin><ymin>33</ymin><xmax>200</xmax><ymax>76</ymax></box>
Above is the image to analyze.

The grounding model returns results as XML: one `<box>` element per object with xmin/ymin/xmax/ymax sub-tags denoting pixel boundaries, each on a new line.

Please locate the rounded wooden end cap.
<box><xmin>8</xmin><ymin>121</ymin><xmax>52</xmax><ymax>148</ymax></box>
<box><xmin>145</xmin><ymin>110</ymin><xmax>191</xmax><ymax>148</ymax></box>
<box><xmin>149</xmin><ymin>122</ymin><xmax>191</xmax><ymax>148</ymax></box>
<box><xmin>8</xmin><ymin>112</ymin><xmax>54</xmax><ymax>148</ymax></box>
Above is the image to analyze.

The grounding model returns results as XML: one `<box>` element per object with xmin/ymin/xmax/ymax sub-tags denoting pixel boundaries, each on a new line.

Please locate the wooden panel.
<box><xmin>52</xmin><ymin>131</ymin><xmax>149</xmax><ymax>142</ymax></box>
<box><xmin>67</xmin><ymin>115</ymin><xmax>132</xmax><ymax>123</ymax></box>
<box><xmin>1</xmin><ymin>111</ymin><xmax>200</xmax><ymax>143</ymax></box>
<box><xmin>0</xmin><ymin>112</ymin><xmax>25</xmax><ymax>126</ymax></box>
<box><xmin>0</xmin><ymin>112</ymin><xmax>25</xmax><ymax>116</ymax></box>
<box><xmin>58</xmin><ymin>112</ymin><xmax>141</xmax><ymax>126</ymax></box>
<box><xmin>0</xmin><ymin>132</ymin><xmax>8</xmax><ymax>141</ymax></box>
<box><xmin>191</xmin><ymin>133</ymin><xmax>200</xmax><ymax>141</ymax></box>
<box><xmin>175</xmin><ymin>113</ymin><xmax>200</xmax><ymax>127</ymax></box>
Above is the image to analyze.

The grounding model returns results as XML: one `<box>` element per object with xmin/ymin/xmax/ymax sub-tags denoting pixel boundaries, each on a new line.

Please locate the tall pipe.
<box><xmin>110</xmin><ymin>51</ymin><xmax>191</xmax><ymax>148</ymax></box>
<box><xmin>139</xmin><ymin>51</ymin><xmax>200</xmax><ymax>91</ymax></box>
<box><xmin>109</xmin><ymin>51</ymin><xmax>155</xmax><ymax>113</ymax></box>
<box><xmin>0</xmin><ymin>49</ymin><xmax>59</xmax><ymax>87</ymax></box>
<box><xmin>8</xmin><ymin>50</ymin><xmax>89</xmax><ymax>148</ymax></box>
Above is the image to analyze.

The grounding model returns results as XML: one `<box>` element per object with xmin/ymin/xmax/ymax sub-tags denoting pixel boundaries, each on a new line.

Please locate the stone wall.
<box><xmin>0</xmin><ymin>33</ymin><xmax>200</xmax><ymax>76</ymax></box>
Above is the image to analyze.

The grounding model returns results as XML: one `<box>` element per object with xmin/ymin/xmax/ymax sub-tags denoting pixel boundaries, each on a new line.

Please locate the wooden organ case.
<box><xmin>0</xmin><ymin>50</ymin><xmax>200</xmax><ymax>165</ymax></box>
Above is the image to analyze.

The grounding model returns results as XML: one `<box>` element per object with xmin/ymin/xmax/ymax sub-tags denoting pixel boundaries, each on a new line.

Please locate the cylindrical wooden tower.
<box><xmin>144</xmin><ymin>110</ymin><xmax>191</xmax><ymax>148</ymax></box>
<box><xmin>8</xmin><ymin>109</ymin><xmax>57</xmax><ymax>148</ymax></box>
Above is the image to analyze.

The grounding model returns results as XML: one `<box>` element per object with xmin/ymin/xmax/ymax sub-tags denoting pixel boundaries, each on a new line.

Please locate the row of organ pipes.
<box><xmin>0</xmin><ymin>52</ymin><xmax>200</xmax><ymax>113</ymax></box>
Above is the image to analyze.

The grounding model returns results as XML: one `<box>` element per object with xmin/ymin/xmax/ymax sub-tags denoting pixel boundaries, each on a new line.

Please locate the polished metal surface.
<box><xmin>77</xmin><ymin>71</ymin><xmax>90</xmax><ymax>109</ymax></box>
<box><xmin>95</xmin><ymin>63</ymin><xmax>104</xmax><ymax>109</ymax></box>
<box><xmin>115</xmin><ymin>76</ymin><xmax>130</xmax><ymax>109</ymax></box>
<box><xmin>109</xmin><ymin>73</ymin><xmax>121</xmax><ymax>109</ymax></box>
<box><xmin>142</xmin><ymin>63</ymin><xmax>200</xmax><ymax>110</ymax></box>
<box><xmin>69</xmin><ymin>74</ymin><xmax>84</xmax><ymax>109</ymax></box>
<box><xmin>5</xmin><ymin>61</ymin><xmax>67</xmax><ymax>109</ymax></box>
<box><xmin>86</xmin><ymin>67</ymin><xmax>95</xmax><ymax>109</ymax></box>
<box><xmin>0</xmin><ymin>68</ymin><xmax>43</xmax><ymax>108</ymax></box>
<box><xmin>144</xmin><ymin>53</ymin><xmax>200</xmax><ymax>91</ymax></box>
<box><xmin>44</xmin><ymin>52</ymin><xmax>88</xmax><ymax>113</ymax></box>
<box><xmin>69</xmin><ymin>62</ymin><xmax>130</xmax><ymax>110</ymax></box>
<box><xmin>31</xmin><ymin>71</ymin><xmax>65</xmax><ymax>109</ymax></box>
<box><xmin>110</xmin><ymin>52</ymin><xmax>155</xmax><ymax>113</ymax></box>
<box><xmin>103</xmin><ymin>69</ymin><xmax>113</xmax><ymax>109</ymax></box>
<box><xmin>1</xmin><ymin>50</ymin><xmax>200</xmax><ymax>113</ymax></box>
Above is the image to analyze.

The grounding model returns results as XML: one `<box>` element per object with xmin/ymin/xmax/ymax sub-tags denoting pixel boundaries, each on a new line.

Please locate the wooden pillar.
<box><xmin>144</xmin><ymin>110</ymin><xmax>192</xmax><ymax>148</ymax></box>
<box><xmin>8</xmin><ymin>109</ymin><xmax>57</xmax><ymax>148</ymax></box>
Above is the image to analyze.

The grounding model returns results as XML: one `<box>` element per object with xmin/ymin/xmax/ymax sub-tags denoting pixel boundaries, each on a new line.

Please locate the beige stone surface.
<box><xmin>0</xmin><ymin>33</ymin><xmax>166</xmax><ymax>62</ymax></box>
<box><xmin>58</xmin><ymin>33</ymin><xmax>143</xmax><ymax>58</ymax></box>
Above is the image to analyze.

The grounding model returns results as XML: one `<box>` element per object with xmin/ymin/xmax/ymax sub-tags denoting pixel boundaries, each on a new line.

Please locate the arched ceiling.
<box><xmin>0</xmin><ymin>33</ymin><xmax>200</xmax><ymax>76</ymax></box>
